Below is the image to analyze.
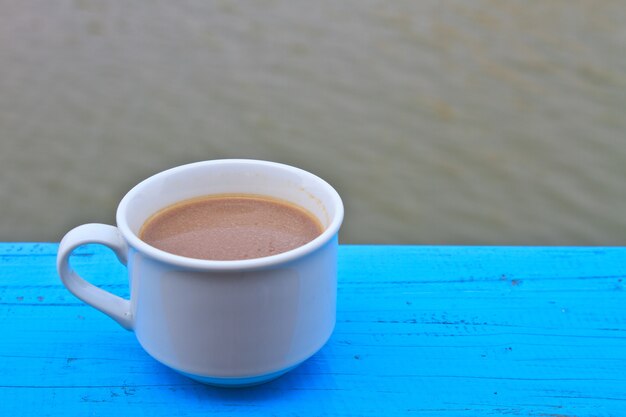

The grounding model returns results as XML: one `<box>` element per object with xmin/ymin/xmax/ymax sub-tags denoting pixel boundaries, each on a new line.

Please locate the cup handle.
<box><xmin>56</xmin><ymin>223</ymin><xmax>134</xmax><ymax>330</ymax></box>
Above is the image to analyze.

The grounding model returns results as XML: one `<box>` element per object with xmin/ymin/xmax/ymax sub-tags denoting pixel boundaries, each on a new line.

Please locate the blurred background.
<box><xmin>1</xmin><ymin>0</ymin><xmax>625</xmax><ymax>245</ymax></box>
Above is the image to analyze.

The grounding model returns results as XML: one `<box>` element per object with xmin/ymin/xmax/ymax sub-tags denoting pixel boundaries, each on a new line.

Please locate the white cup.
<box><xmin>56</xmin><ymin>160</ymin><xmax>344</xmax><ymax>387</ymax></box>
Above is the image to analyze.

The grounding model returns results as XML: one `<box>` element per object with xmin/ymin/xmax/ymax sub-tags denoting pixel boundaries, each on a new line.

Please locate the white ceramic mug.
<box><xmin>56</xmin><ymin>160</ymin><xmax>344</xmax><ymax>387</ymax></box>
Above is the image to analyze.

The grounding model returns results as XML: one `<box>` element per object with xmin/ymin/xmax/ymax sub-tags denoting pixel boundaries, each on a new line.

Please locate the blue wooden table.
<box><xmin>1</xmin><ymin>243</ymin><xmax>624</xmax><ymax>416</ymax></box>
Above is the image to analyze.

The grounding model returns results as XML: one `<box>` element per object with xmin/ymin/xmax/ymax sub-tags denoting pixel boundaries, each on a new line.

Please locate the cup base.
<box><xmin>176</xmin><ymin>364</ymin><xmax>298</xmax><ymax>388</ymax></box>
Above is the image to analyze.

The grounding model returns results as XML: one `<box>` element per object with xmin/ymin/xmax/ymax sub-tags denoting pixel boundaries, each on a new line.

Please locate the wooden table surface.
<box><xmin>1</xmin><ymin>243</ymin><xmax>625</xmax><ymax>416</ymax></box>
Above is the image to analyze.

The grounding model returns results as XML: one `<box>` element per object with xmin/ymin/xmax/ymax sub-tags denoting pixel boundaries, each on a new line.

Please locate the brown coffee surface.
<box><xmin>140</xmin><ymin>194</ymin><xmax>324</xmax><ymax>260</ymax></box>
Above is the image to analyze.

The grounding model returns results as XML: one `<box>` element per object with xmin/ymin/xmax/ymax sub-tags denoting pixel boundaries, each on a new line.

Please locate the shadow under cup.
<box><xmin>115</xmin><ymin>160</ymin><xmax>344</xmax><ymax>386</ymax></box>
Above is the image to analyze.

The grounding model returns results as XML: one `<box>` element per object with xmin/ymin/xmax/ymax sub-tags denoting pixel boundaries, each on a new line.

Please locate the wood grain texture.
<box><xmin>0</xmin><ymin>244</ymin><xmax>625</xmax><ymax>416</ymax></box>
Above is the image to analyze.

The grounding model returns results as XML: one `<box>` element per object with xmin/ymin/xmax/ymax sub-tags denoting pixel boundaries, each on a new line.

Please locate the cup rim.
<box><xmin>116</xmin><ymin>159</ymin><xmax>344</xmax><ymax>271</ymax></box>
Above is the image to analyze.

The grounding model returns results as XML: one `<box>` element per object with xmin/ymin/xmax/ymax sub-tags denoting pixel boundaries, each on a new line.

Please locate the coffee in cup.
<box><xmin>139</xmin><ymin>194</ymin><xmax>323</xmax><ymax>261</ymax></box>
